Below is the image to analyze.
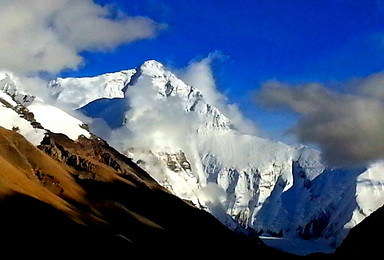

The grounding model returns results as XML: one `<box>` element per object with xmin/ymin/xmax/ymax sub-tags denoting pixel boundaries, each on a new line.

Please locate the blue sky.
<box><xmin>61</xmin><ymin>0</ymin><xmax>384</xmax><ymax>141</ymax></box>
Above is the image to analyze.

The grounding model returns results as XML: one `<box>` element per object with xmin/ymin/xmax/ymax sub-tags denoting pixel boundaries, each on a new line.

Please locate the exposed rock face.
<box><xmin>38</xmin><ymin>132</ymin><xmax>158</xmax><ymax>184</ymax></box>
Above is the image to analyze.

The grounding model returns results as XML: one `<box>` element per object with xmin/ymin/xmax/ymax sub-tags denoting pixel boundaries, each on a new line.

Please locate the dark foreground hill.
<box><xmin>333</xmin><ymin>203</ymin><xmax>384</xmax><ymax>257</ymax></box>
<box><xmin>0</xmin><ymin>127</ymin><xmax>290</xmax><ymax>258</ymax></box>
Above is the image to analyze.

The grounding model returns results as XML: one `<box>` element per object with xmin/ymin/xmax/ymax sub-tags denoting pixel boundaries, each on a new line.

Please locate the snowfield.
<box><xmin>28</xmin><ymin>101</ymin><xmax>90</xmax><ymax>140</ymax></box>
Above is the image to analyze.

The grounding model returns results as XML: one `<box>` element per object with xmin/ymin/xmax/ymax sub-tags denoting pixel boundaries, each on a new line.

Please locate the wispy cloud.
<box><xmin>0</xmin><ymin>0</ymin><xmax>164</xmax><ymax>75</ymax></box>
<box><xmin>257</xmin><ymin>74</ymin><xmax>384</xmax><ymax>167</ymax></box>
<box><xmin>178</xmin><ymin>52</ymin><xmax>259</xmax><ymax>136</ymax></box>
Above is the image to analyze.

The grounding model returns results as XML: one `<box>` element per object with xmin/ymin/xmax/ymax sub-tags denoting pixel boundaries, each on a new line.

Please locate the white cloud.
<box><xmin>0</xmin><ymin>0</ymin><xmax>163</xmax><ymax>74</ymax></box>
<box><xmin>179</xmin><ymin>52</ymin><xmax>228</xmax><ymax>108</ymax></box>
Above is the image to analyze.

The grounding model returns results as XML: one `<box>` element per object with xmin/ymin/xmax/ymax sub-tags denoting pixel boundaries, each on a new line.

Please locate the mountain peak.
<box><xmin>142</xmin><ymin>59</ymin><xmax>164</xmax><ymax>68</ymax></box>
<box><xmin>139</xmin><ymin>59</ymin><xmax>166</xmax><ymax>77</ymax></box>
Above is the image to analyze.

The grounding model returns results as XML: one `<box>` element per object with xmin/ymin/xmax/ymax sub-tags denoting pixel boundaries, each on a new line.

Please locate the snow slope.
<box><xmin>0</xmin><ymin>90</ymin><xmax>45</xmax><ymax>145</ymax></box>
<box><xmin>28</xmin><ymin>101</ymin><xmax>90</xmax><ymax>140</ymax></box>
<box><xmin>0</xmin><ymin>73</ymin><xmax>90</xmax><ymax>144</ymax></box>
<box><xmin>43</xmin><ymin>60</ymin><xmax>384</xmax><ymax>255</ymax></box>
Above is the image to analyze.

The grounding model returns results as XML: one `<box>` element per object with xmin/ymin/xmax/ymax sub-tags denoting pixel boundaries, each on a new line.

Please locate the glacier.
<box><xmin>2</xmin><ymin>61</ymin><xmax>384</xmax><ymax>255</ymax></box>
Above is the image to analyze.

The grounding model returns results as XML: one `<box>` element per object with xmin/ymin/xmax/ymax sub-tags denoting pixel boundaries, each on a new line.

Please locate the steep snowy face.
<box><xmin>117</xmin><ymin>60</ymin><xmax>313</xmax><ymax>219</ymax></box>
<box><xmin>47</xmin><ymin>60</ymin><xmax>384</xmax><ymax>255</ymax></box>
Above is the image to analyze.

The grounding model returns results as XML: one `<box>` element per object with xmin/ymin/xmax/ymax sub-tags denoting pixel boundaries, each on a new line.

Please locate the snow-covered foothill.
<box><xmin>0</xmin><ymin>73</ymin><xmax>90</xmax><ymax>143</ymax></box>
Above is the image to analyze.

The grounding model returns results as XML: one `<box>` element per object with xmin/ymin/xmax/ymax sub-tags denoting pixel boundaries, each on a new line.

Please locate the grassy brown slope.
<box><xmin>0</xmin><ymin>127</ymin><xmax>292</xmax><ymax>258</ymax></box>
<box><xmin>0</xmin><ymin>127</ymin><xmax>85</xmax><ymax>212</ymax></box>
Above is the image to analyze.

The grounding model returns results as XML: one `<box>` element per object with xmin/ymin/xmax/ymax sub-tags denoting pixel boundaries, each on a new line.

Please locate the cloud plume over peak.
<box><xmin>0</xmin><ymin>0</ymin><xmax>163</xmax><ymax>74</ymax></box>
<box><xmin>257</xmin><ymin>75</ymin><xmax>384</xmax><ymax>167</ymax></box>
<box><xmin>179</xmin><ymin>52</ymin><xmax>259</xmax><ymax>136</ymax></box>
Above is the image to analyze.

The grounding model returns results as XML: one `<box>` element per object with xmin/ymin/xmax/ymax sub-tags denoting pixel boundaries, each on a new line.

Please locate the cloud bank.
<box><xmin>0</xmin><ymin>0</ymin><xmax>163</xmax><ymax>74</ymax></box>
<box><xmin>257</xmin><ymin>75</ymin><xmax>384</xmax><ymax>167</ymax></box>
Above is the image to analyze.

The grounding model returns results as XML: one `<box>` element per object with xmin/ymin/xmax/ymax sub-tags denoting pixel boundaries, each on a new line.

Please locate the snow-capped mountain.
<box><xmin>2</xmin><ymin>61</ymin><xmax>384</xmax><ymax>255</ymax></box>
<box><xmin>44</xmin><ymin>60</ymin><xmax>384</xmax><ymax>255</ymax></box>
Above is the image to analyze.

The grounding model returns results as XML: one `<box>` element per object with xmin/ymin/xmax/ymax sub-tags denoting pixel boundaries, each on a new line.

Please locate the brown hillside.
<box><xmin>0</xmin><ymin>127</ymin><xmax>85</xmax><ymax>213</ymax></box>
